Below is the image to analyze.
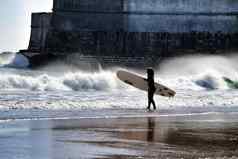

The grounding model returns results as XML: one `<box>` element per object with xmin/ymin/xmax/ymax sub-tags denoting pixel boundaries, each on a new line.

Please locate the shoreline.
<box><xmin>1</xmin><ymin>112</ymin><xmax>238</xmax><ymax>159</ymax></box>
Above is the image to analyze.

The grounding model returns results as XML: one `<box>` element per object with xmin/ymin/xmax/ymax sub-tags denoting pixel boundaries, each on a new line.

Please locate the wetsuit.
<box><xmin>147</xmin><ymin>69</ymin><xmax>156</xmax><ymax>110</ymax></box>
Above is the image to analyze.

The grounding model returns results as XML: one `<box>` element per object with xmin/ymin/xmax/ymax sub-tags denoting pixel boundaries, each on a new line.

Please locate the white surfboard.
<box><xmin>117</xmin><ymin>70</ymin><xmax>176</xmax><ymax>97</ymax></box>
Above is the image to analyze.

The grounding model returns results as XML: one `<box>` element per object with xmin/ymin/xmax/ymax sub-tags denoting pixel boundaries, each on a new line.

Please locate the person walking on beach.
<box><xmin>147</xmin><ymin>68</ymin><xmax>156</xmax><ymax>110</ymax></box>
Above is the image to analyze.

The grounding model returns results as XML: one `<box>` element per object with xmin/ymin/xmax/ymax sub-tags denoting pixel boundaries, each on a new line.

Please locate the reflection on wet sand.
<box><xmin>2</xmin><ymin>114</ymin><xmax>238</xmax><ymax>158</ymax></box>
<box><xmin>49</xmin><ymin>114</ymin><xmax>238</xmax><ymax>158</ymax></box>
<box><xmin>147</xmin><ymin>117</ymin><xmax>155</xmax><ymax>142</ymax></box>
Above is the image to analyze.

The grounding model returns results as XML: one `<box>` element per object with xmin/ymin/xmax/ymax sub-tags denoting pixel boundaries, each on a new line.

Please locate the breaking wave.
<box><xmin>0</xmin><ymin>68</ymin><xmax>236</xmax><ymax>92</ymax></box>
<box><xmin>157</xmin><ymin>55</ymin><xmax>238</xmax><ymax>90</ymax></box>
<box><xmin>0</xmin><ymin>54</ymin><xmax>238</xmax><ymax>113</ymax></box>
<box><xmin>0</xmin><ymin>54</ymin><xmax>237</xmax><ymax>91</ymax></box>
<box><xmin>0</xmin><ymin>70</ymin><xmax>118</xmax><ymax>91</ymax></box>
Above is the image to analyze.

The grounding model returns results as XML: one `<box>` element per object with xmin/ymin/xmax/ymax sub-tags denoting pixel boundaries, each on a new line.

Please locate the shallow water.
<box><xmin>1</xmin><ymin>113</ymin><xmax>238</xmax><ymax>159</ymax></box>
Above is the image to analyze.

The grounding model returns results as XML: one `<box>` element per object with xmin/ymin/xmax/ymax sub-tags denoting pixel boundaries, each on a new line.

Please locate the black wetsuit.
<box><xmin>147</xmin><ymin>69</ymin><xmax>156</xmax><ymax>110</ymax></box>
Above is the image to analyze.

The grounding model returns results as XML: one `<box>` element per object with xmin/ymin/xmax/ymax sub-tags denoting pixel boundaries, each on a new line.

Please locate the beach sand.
<box><xmin>1</xmin><ymin>112</ymin><xmax>238</xmax><ymax>159</ymax></box>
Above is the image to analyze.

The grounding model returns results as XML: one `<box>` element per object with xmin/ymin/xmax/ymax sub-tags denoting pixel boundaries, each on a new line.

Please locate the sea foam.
<box><xmin>0</xmin><ymin>70</ymin><xmax>118</xmax><ymax>91</ymax></box>
<box><xmin>0</xmin><ymin>54</ymin><xmax>237</xmax><ymax>91</ymax></box>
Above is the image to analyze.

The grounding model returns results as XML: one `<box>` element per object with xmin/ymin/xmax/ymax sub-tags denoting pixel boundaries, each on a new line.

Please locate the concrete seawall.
<box><xmin>22</xmin><ymin>0</ymin><xmax>238</xmax><ymax>67</ymax></box>
<box><xmin>27</xmin><ymin>13</ymin><xmax>52</xmax><ymax>53</ymax></box>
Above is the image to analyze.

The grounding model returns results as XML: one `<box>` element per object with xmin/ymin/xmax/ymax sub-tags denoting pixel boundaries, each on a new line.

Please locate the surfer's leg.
<box><xmin>147</xmin><ymin>92</ymin><xmax>152</xmax><ymax>110</ymax></box>
<box><xmin>151</xmin><ymin>93</ymin><xmax>156</xmax><ymax>110</ymax></box>
<box><xmin>147</xmin><ymin>98</ymin><xmax>151</xmax><ymax>110</ymax></box>
<box><xmin>148</xmin><ymin>91</ymin><xmax>156</xmax><ymax>110</ymax></box>
<box><xmin>152</xmin><ymin>99</ymin><xmax>156</xmax><ymax>110</ymax></box>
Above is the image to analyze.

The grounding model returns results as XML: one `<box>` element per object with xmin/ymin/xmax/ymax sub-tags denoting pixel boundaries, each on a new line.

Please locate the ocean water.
<box><xmin>1</xmin><ymin>52</ymin><xmax>238</xmax><ymax>159</ymax></box>
<box><xmin>0</xmin><ymin>52</ymin><xmax>238</xmax><ymax>121</ymax></box>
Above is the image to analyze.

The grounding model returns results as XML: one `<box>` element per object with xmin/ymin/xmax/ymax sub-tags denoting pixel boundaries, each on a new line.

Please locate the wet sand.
<box><xmin>1</xmin><ymin>113</ymin><xmax>238</xmax><ymax>159</ymax></box>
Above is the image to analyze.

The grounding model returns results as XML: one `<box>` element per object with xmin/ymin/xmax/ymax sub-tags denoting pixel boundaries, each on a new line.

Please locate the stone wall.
<box><xmin>127</xmin><ymin>15</ymin><xmax>238</xmax><ymax>33</ymax></box>
<box><xmin>45</xmin><ymin>31</ymin><xmax>238</xmax><ymax>56</ymax></box>
<box><xmin>53</xmin><ymin>0</ymin><xmax>123</xmax><ymax>12</ymax></box>
<box><xmin>25</xmin><ymin>0</ymin><xmax>238</xmax><ymax>64</ymax></box>
<box><xmin>54</xmin><ymin>0</ymin><xmax>238</xmax><ymax>13</ymax></box>
<box><xmin>51</xmin><ymin>12</ymin><xmax>124</xmax><ymax>31</ymax></box>
<box><xmin>51</xmin><ymin>0</ymin><xmax>238</xmax><ymax>33</ymax></box>
<box><xmin>124</xmin><ymin>0</ymin><xmax>238</xmax><ymax>13</ymax></box>
<box><xmin>51</xmin><ymin>12</ymin><xmax>238</xmax><ymax>33</ymax></box>
<box><xmin>28</xmin><ymin>13</ymin><xmax>52</xmax><ymax>52</ymax></box>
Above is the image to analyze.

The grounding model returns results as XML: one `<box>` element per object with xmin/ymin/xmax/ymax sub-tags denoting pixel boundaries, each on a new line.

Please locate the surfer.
<box><xmin>147</xmin><ymin>68</ymin><xmax>156</xmax><ymax>110</ymax></box>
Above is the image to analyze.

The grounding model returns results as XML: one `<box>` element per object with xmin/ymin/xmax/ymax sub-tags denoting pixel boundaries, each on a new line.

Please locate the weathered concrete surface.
<box><xmin>22</xmin><ymin>0</ymin><xmax>238</xmax><ymax>67</ymax></box>
<box><xmin>124</xmin><ymin>0</ymin><xmax>238</xmax><ymax>13</ymax></box>
<box><xmin>28</xmin><ymin>13</ymin><xmax>52</xmax><ymax>53</ymax></box>
<box><xmin>52</xmin><ymin>0</ymin><xmax>238</xmax><ymax>33</ymax></box>
<box><xmin>54</xmin><ymin>0</ymin><xmax>238</xmax><ymax>13</ymax></box>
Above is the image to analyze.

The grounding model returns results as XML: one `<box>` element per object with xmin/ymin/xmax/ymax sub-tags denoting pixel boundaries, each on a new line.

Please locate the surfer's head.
<box><xmin>147</xmin><ymin>68</ymin><xmax>154</xmax><ymax>77</ymax></box>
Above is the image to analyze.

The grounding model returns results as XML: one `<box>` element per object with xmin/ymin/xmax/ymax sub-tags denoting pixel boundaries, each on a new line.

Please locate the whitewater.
<box><xmin>0</xmin><ymin>52</ymin><xmax>238</xmax><ymax>120</ymax></box>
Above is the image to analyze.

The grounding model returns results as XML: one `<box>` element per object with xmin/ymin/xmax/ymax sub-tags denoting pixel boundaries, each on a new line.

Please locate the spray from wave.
<box><xmin>0</xmin><ymin>54</ymin><xmax>237</xmax><ymax>91</ymax></box>
<box><xmin>157</xmin><ymin>54</ymin><xmax>238</xmax><ymax>90</ymax></box>
<box><xmin>0</xmin><ymin>52</ymin><xmax>29</xmax><ymax>68</ymax></box>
